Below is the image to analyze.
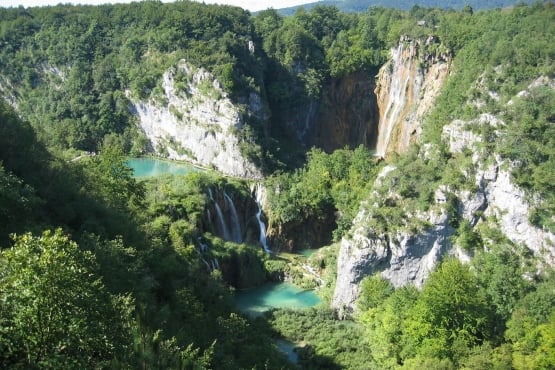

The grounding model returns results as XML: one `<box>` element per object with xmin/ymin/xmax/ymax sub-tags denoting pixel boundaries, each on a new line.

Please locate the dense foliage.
<box><xmin>0</xmin><ymin>1</ymin><xmax>554</xmax><ymax>369</ymax></box>
<box><xmin>357</xmin><ymin>256</ymin><xmax>555</xmax><ymax>369</ymax></box>
<box><xmin>0</xmin><ymin>230</ymin><xmax>133</xmax><ymax>368</ymax></box>
<box><xmin>0</xmin><ymin>100</ymin><xmax>294</xmax><ymax>368</ymax></box>
<box><xmin>267</xmin><ymin>308</ymin><xmax>372</xmax><ymax>369</ymax></box>
<box><xmin>0</xmin><ymin>1</ymin><xmax>262</xmax><ymax>154</ymax></box>
<box><xmin>278</xmin><ymin>0</ymin><xmax>536</xmax><ymax>14</ymax></box>
<box><xmin>266</xmin><ymin>146</ymin><xmax>380</xmax><ymax>242</ymax></box>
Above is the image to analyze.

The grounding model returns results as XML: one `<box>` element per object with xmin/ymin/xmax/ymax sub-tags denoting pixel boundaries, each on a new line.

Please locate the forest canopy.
<box><xmin>0</xmin><ymin>1</ymin><xmax>554</xmax><ymax>368</ymax></box>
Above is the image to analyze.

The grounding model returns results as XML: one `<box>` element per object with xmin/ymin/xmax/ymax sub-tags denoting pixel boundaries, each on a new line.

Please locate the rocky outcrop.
<box><xmin>332</xmin><ymin>178</ymin><xmax>458</xmax><ymax>315</ymax></box>
<box><xmin>128</xmin><ymin>60</ymin><xmax>263</xmax><ymax>179</ymax></box>
<box><xmin>443</xmin><ymin>114</ymin><xmax>555</xmax><ymax>265</ymax></box>
<box><xmin>375</xmin><ymin>36</ymin><xmax>450</xmax><ymax>157</ymax></box>
<box><xmin>333</xmin><ymin>105</ymin><xmax>555</xmax><ymax>315</ymax></box>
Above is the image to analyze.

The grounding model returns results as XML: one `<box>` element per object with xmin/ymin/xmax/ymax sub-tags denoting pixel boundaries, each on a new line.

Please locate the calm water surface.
<box><xmin>235</xmin><ymin>282</ymin><xmax>320</xmax><ymax>315</ymax></box>
<box><xmin>127</xmin><ymin>158</ymin><xmax>199</xmax><ymax>177</ymax></box>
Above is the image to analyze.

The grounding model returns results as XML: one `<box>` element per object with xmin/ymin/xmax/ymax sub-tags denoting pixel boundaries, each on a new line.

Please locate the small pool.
<box><xmin>127</xmin><ymin>158</ymin><xmax>200</xmax><ymax>178</ymax></box>
<box><xmin>234</xmin><ymin>282</ymin><xmax>320</xmax><ymax>315</ymax></box>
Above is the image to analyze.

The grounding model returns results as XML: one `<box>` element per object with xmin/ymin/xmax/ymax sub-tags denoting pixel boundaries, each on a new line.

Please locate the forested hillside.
<box><xmin>1</xmin><ymin>1</ymin><xmax>554</xmax><ymax>369</ymax></box>
<box><xmin>277</xmin><ymin>0</ymin><xmax>537</xmax><ymax>15</ymax></box>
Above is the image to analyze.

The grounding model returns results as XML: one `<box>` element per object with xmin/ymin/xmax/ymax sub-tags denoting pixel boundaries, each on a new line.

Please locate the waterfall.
<box><xmin>374</xmin><ymin>36</ymin><xmax>449</xmax><ymax>157</ymax></box>
<box><xmin>214</xmin><ymin>201</ymin><xmax>231</xmax><ymax>241</ymax></box>
<box><xmin>206</xmin><ymin>209</ymin><xmax>215</xmax><ymax>234</ymax></box>
<box><xmin>375</xmin><ymin>43</ymin><xmax>413</xmax><ymax>157</ymax></box>
<box><xmin>208</xmin><ymin>187</ymin><xmax>231</xmax><ymax>241</ymax></box>
<box><xmin>194</xmin><ymin>240</ymin><xmax>211</xmax><ymax>272</ymax></box>
<box><xmin>198</xmin><ymin>237</ymin><xmax>208</xmax><ymax>253</ymax></box>
<box><xmin>201</xmin><ymin>257</ymin><xmax>211</xmax><ymax>271</ymax></box>
<box><xmin>253</xmin><ymin>183</ymin><xmax>271</xmax><ymax>253</ymax></box>
<box><xmin>224</xmin><ymin>191</ymin><xmax>242</xmax><ymax>243</ymax></box>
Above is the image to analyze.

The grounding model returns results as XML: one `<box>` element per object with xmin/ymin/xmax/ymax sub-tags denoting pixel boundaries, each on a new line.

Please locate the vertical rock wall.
<box><xmin>311</xmin><ymin>72</ymin><xmax>379</xmax><ymax>151</ymax></box>
<box><xmin>129</xmin><ymin>60</ymin><xmax>263</xmax><ymax>179</ymax></box>
<box><xmin>375</xmin><ymin>36</ymin><xmax>450</xmax><ymax>157</ymax></box>
<box><xmin>273</xmin><ymin>72</ymin><xmax>379</xmax><ymax>153</ymax></box>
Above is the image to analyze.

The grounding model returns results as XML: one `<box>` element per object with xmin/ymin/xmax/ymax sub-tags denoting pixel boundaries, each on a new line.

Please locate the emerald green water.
<box><xmin>297</xmin><ymin>249</ymin><xmax>317</xmax><ymax>258</ymax></box>
<box><xmin>235</xmin><ymin>282</ymin><xmax>320</xmax><ymax>315</ymax></box>
<box><xmin>127</xmin><ymin>158</ymin><xmax>199</xmax><ymax>178</ymax></box>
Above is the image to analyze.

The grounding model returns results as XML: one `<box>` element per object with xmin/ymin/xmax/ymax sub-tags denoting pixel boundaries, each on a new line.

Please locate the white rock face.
<box><xmin>382</xmin><ymin>210</ymin><xmax>454</xmax><ymax>288</ymax></box>
<box><xmin>443</xmin><ymin>114</ymin><xmax>555</xmax><ymax>264</ymax></box>
<box><xmin>333</xmin><ymin>78</ymin><xmax>555</xmax><ymax>315</ymax></box>
<box><xmin>333</xmin><ymin>230</ymin><xmax>389</xmax><ymax>316</ymax></box>
<box><xmin>481</xmin><ymin>168</ymin><xmax>555</xmax><ymax>264</ymax></box>
<box><xmin>129</xmin><ymin>60</ymin><xmax>262</xmax><ymax>179</ymax></box>
<box><xmin>443</xmin><ymin>113</ymin><xmax>502</xmax><ymax>154</ymax></box>
<box><xmin>332</xmin><ymin>201</ymin><xmax>456</xmax><ymax>315</ymax></box>
<box><xmin>332</xmin><ymin>162</ymin><xmax>459</xmax><ymax>314</ymax></box>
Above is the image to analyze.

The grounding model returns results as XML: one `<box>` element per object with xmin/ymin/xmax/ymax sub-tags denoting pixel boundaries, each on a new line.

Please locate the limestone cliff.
<box><xmin>443</xmin><ymin>113</ymin><xmax>555</xmax><ymax>265</ymax></box>
<box><xmin>332</xmin><ymin>77</ymin><xmax>555</xmax><ymax>315</ymax></box>
<box><xmin>128</xmin><ymin>60</ymin><xmax>263</xmax><ymax>179</ymax></box>
<box><xmin>332</xmin><ymin>169</ymin><xmax>460</xmax><ymax>315</ymax></box>
<box><xmin>374</xmin><ymin>36</ymin><xmax>450</xmax><ymax>157</ymax></box>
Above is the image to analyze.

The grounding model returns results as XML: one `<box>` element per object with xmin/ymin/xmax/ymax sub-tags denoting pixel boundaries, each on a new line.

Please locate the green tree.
<box><xmin>0</xmin><ymin>164</ymin><xmax>40</xmax><ymax>243</ymax></box>
<box><xmin>358</xmin><ymin>274</ymin><xmax>394</xmax><ymax>311</ymax></box>
<box><xmin>0</xmin><ymin>229</ymin><xmax>132</xmax><ymax>368</ymax></box>
<box><xmin>402</xmin><ymin>259</ymin><xmax>495</xmax><ymax>364</ymax></box>
<box><xmin>510</xmin><ymin>310</ymin><xmax>555</xmax><ymax>370</ymax></box>
<box><xmin>473</xmin><ymin>245</ymin><xmax>532</xmax><ymax>324</ymax></box>
<box><xmin>85</xmin><ymin>139</ymin><xmax>145</xmax><ymax>211</ymax></box>
<box><xmin>360</xmin><ymin>286</ymin><xmax>419</xmax><ymax>369</ymax></box>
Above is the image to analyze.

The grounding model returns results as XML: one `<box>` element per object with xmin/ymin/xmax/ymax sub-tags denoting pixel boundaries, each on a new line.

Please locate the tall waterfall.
<box><xmin>253</xmin><ymin>183</ymin><xmax>271</xmax><ymax>253</ymax></box>
<box><xmin>375</xmin><ymin>43</ymin><xmax>414</xmax><ymax>157</ymax></box>
<box><xmin>208</xmin><ymin>188</ymin><xmax>231</xmax><ymax>241</ymax></box>
<box><xmin>374</xmin><ymin>37</ymin><xmax>450</xmax><ymax>157</ymax></box>
<box><xmin>224</xmin><ymin>191</ymin><xmax>242</xmax><ymax>243</ymax></box>
<box><xmin>376</xmin><ymin>46</ymin><xmax>409</xmax><ymax>156</ymax></box>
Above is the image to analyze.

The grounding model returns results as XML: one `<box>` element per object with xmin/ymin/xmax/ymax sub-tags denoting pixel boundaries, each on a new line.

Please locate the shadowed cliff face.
<box><xmin>272</xmin><ymin>71</ymin><xmax>379</xmax><ymax>155</ymax></box>
<box><xmin>311</xmin><ymin>72</ymin><xmax>379</xmax><ymax>152</ymax></box>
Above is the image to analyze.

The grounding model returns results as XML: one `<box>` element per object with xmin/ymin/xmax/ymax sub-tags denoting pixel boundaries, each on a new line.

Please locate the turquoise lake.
<box><xmin>234</xmin><ymin>282</ymin><xmax>321</xmax><ymax>315</ymax></box>
<box><xmin>127</xmin><ymin>158</ymin><xmax>199</xmax><ymax>178</ymax></box>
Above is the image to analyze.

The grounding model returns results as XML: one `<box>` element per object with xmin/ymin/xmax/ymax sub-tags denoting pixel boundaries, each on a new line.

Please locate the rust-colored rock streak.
<box><xmin>375</xmin><ymin>37</ymin><xmax>450</xmax><ymax>157</ymax></box>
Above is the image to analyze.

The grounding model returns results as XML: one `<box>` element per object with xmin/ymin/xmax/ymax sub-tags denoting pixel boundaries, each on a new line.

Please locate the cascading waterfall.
<box><xmin>198</xmin><ymin>237</ymin><xmax>208</xmax><ymax>253</ymax></box>
<box><xmin>208</xmin><ymin>188</ymin><xmax>231</xmax><ymax>241</ymax></box>
<box><xmin>253</xmin><ymin>183</ymin><xmax>271</xmax><ymax>253</ymax></box>
<box><xmin>214</xmin><ymin>201</ymin><xmax>231</xmax><ymax>241</ymax></box>
<box><xmin>224</xmin><ymin>191</ymin><xmax>242</xmax><ymax>243</ymax></box>
<box><xmin>206</xmin><ymin>209</ymin><xmax>214</xmax><ymax>233</ymax></box>
<box><xmin>375</xmin><ymin>43</ymin><xmax>412</xmax><ymax>157</ymax></box>
<box><xmin>195</xmin><ymin>238</ymin><xmax>212</xmax><ymax>271</ymax></box>
<box><xmin>374</xmin><ymin>36</ymin><xmax>449</xmax><ymax>157</ymax></box>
